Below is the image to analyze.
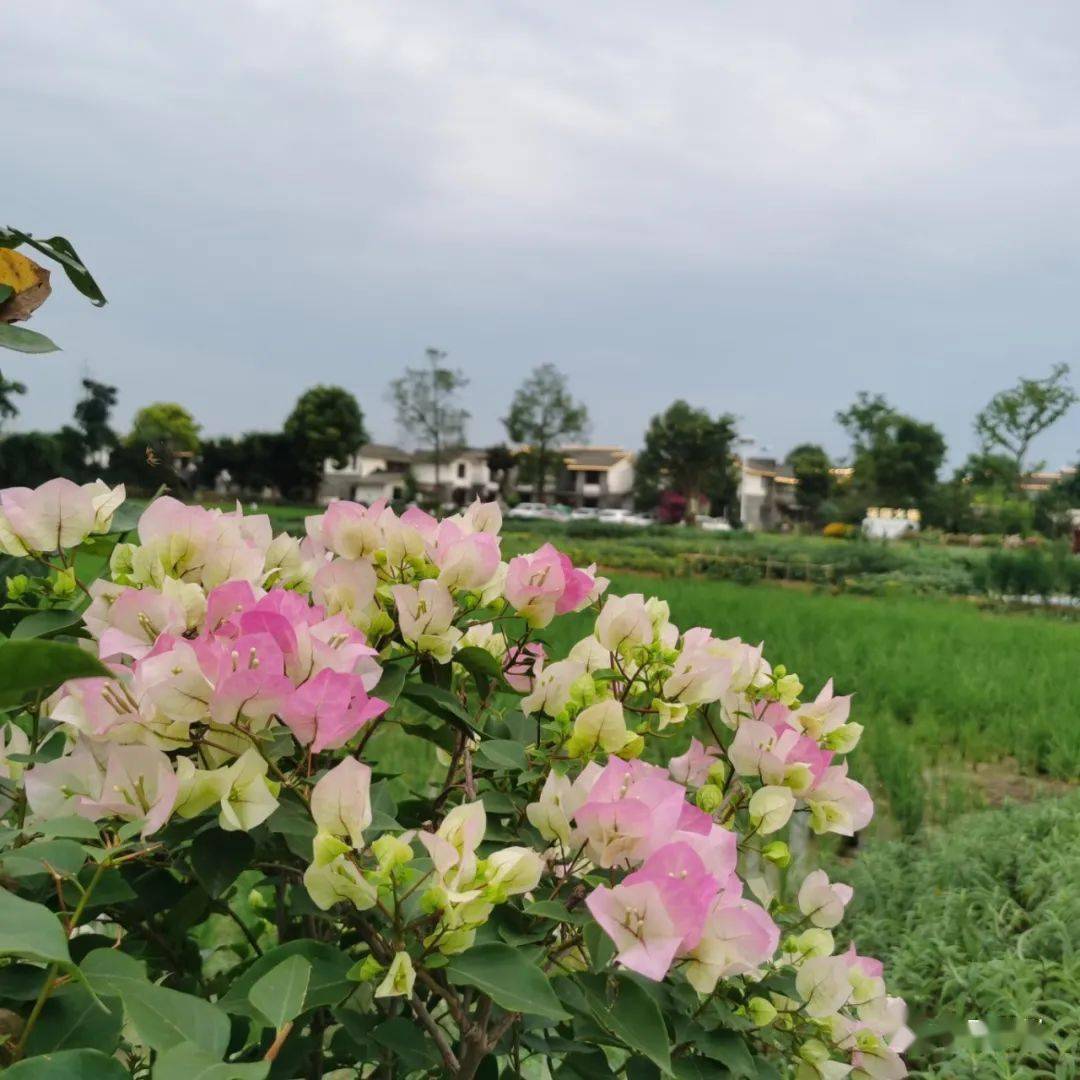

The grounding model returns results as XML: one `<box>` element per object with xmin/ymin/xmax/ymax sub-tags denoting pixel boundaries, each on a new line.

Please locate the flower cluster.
<box><xmin>0</xmin><ymin>477</ymin><xmax>908</xmax><ymax>1078</ymax></box>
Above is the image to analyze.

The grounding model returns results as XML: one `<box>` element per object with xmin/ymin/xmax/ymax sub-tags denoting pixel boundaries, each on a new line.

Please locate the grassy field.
<box><xmin>252</xmin><ymin>502</ymin><xmax>1080</xmax><ymax>600</ymax></box>
<box><xmin>546</xmin><ymin>574</ymin><xmax>1080</xmax><ymax>834</ymax></box>
<box><xmin>838</xmin><ymin>791</ymin><xmax>1080</xmax><ymax>1077</ymax></box>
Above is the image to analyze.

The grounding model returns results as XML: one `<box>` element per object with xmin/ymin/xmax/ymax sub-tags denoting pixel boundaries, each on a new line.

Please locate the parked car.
<box><xmin>541</xmin><ymin>504</ymin><xmax>572</xmax><ymax>522</ymax></box>
<box><xmin>507</xmin><ymin>502</ymin><xmax>549</xmax><ymax>520</ymax></box>
<box><xmin>570</xmin><ymin>506</ymin><xmax>600</xmax><ymax>520</ymax></box>
<box><xmin>697</xmin><ymin>516</ymin><xmax>733</xmax><ymax>532</ymax></box>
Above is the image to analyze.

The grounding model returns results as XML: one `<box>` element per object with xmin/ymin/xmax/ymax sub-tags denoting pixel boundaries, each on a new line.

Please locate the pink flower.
<box><xmin>585</xmin><ymin>880</ymin><xmax>684</xmax><ymax>981</ymax></box>
<box><xmin>78</xmin><ymin>744</ymin><xmax>179</xmax><ymax>837</ymax></box>
<box><xmin>432</xmin><ymin>520</ymin><xmax>501</xmax><ymax>591</ymax></box>
<box><xmin>503</xmin><ymin>642</ymin><xmax>545</xmax><ymax>694</ymax></box>
<box><xmin>281</xmin><ymin>669</ymin><xmax>389</xmax><ymax>752</ymax></box>
<box><xmin>684</xmin><ymin>888</ymin><xmax>780</xmax><ymax>992</ymax></box>
<box><xmin>729</xmin><ymin>716</ymin><xmax>833</xmax><ymax>795</ymax></box>
<box><xmin>574</xmin><ymin>759</ymin><xmax>687</xmax><ymax>868</ymax></box>
<box><xmin>0</xmin><ymin>478</ymin><xmax>98</xmax><ymax>553</ymax></box>
<box><xmin>805</xmin><ymin>763</ymin><xmax>874</xmax><ymax>836</ymax></box>
<box><xmin>504</xmin><ymin>544</ymin><xmax>597</xmax><ymax>628</ymax></box>
<box><xmin>668</xmin><ymin>738</ymin><xmax>721</xmax><ymax>787</ymax></box>
<box><xmin>205</xmin><ymin>580</ymin><xmax>262</xmax><ymax>636</ymax></box>
<box><xmin>96</xmin><ymin>587</ymin><xmax>188</xmax><ymax>661</ymax></box>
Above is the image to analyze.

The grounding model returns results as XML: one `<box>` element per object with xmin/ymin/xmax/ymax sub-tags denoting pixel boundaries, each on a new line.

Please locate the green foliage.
<box><xmin>389</xmin><ymin>347</ymin><xmax>468</xmax><ymax>492</ymax></box>
<box><xmin>839</xmin><ymin>792</ymin><xmax>1080</xmax><ymax>1077</ymax></box>
<box><xmin>837</xmin><ymin>391</ymin><xmax>947</xmax><ymax>506</ymax></box>
<box><xmin>633</xmin><ymin>399</ymin><xmax>738</xmax><ymax>518</ymax></box>
<box><xmin>974</xmin><ymin>363</ymin><xmax>1077</xmax><ymax>473</ymax></box>
<box><xmin>503</xmin><ymin>363</ymin><xmax>588</xmax><ymax>500</ymax></box>
<box><xmin>0</xmin><ymin>369</ymin><xmax>27</xmax><ymax>430</ymax></box>
<box><xmin>785</xmin><ymin>442</ymin><xmax>833</xmax><ymax>519</ymax></box>
<box><xmin>283</xmin><ymin>384</ymin><xmax>367</xmax><ymax>498</ymax></box>
<box><xmin>128</xmin><ymin>401</ymin><xmax>202</xmax><ymax>455</ymax></box>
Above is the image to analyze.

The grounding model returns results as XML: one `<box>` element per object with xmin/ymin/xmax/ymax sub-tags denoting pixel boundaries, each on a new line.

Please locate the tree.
<box><xmin>0</xmin><ymin>370</ymin><xmax>26</xmax><ymax>431</ymax></box>
<box><xmin>73</xmin><ymin>378</ymin><xmax>118</xmax><ymax>454</ymax></box>
<box><xmin>284</xmin><ymin>385</ymin><xmax>367</xmax><ymax>500</ymax></box>
<box><xmin>485</xmin><ymin>443</ymin><xmax>518</xmax><ymax>501</ymax></box>
<box><xmin>837</xmin><ymin>392</ymin><xmax>946</xmax><ymax>506</ymax></box>
<box><xmin>128</xmin><ymin>401</ymin><xmax>201</xmax><ymax>455</ymax></box>
<box><xmin>634</xmin><ymin>400</ymin><xmax>738</xmax><ymax>522</ymax></box>
<box><xmin>955</xmin><ymin>451</ymin><xmax>1021</xmax><ymax>491</ymax></box>
<box><xmin>0</xmin><ymin>431</ymin><xmax>63</xmax><ymax>486</ymax></box>
<box><xmin>503</xmin><ymin>364</ymin><xmax>588</xmax><ymax>501</ymax></box>
<box><xmin>974</xmin><ymin>364</ymin><xmax>1077</xmax><ymax>477</ymax></box>
<box><xmin>390</xmin><ymin>348</ymin><xmax>469</xmax><ymax>497</ymax></box>
<box><xmin>785</xmin><ymin>444</ymin><xmax>832</xmax><ymax>520</ymax></box>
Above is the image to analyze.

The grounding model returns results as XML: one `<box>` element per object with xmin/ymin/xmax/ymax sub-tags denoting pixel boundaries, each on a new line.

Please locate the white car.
<box><xmin>570</xmin><ymin>507</ymin><xmax>600</xmax><ymax>520</ymax></box>
<box><xmin>506</xmin><ymin>502</ymin><xmax>549</xmax><ymax>520</ymax></box>
<box><xmin>697</xmin><ymin>516</ymin><xmax>733</xmax><ymax>532</ymax></box>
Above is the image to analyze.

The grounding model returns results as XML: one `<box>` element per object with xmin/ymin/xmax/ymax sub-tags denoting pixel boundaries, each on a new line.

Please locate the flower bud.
<box><xmin>747</xmin><ymin>997</ymin><xmax>777</xmax><ymax>1027</ymax></box>
<box><xmin>706</xmin><ymin>760</ymin><xmax>729</xmax><ymax>787</ymax></box>
<box><xmin>798</xmin><ymin>1039</ymin><xmax>830</xmax><ymax>1066</ymax></box>
<box><xmin>52</xmin><ymin>567</ymin><xmax>77</xmax><ymax>597</ymax></box>
<box><xmin>372</xmin><ymin>834</ymin><xmax>413</xmax><ymax>872</ymax></box>
<box><xmin>694</xmin><ymin>783</ymin><xmax>724</xmax><ymax>814</ymax></box>
<box><xmin>824</xmin><ymin>722</ymin><xmax>864</xmax><ymax>754</ymax></box>
<box><xmin>375</xmin><ymin>952</ymin><xmax>416</xmax><ymax>999</ymax></box>
<box><xmin>350</xmin><ymin>955</ymin><xmax>385</xmax><ymax>983</ymax></box>
<box><xmin>761</xmin><ymin>840</ymin><xmax>791</xmax><ymax>867</ymax></box>
<box><xmin>5</xmin><ymin>575</ymin><xmax>29</xmax><ymax>599</ymax></box>
<box><xmin>748</xmin><ymin>785</ymin><xmax>795</xmax><ymax>835</ymax></box>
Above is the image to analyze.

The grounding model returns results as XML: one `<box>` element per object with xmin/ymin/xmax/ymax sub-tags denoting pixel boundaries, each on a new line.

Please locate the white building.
<box><xmin>515</xmin><ymin>445</ymin><xmax>637</xmax><ymax>508</ymax></box>
<box><xmin>319</xmin><ymin>444</ymin><xmax>497</xmax><ymax>506</ymax></box>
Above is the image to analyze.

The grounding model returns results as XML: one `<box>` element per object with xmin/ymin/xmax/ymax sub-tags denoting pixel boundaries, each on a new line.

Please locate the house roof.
<box><xmin>359</xmin><ymin>443</ymin><xmax>411</xmax><ymax>460</ymax></box>
<box><xmin>560</xmin><ymin>447</ymin><xmax>633</xmax><ymax>471</ymax></box>
<box><xmin>741</xmin><ymin>457</ymin><xmax>796</xmax><ymax>480</ymax></box>
<box><xmin>410</xmin><ymin>447</ymin><xmax>488</xmax><ymax>464</ymax></box>
<box><xmin>354</xmin><ymin>469</ymin><xmax>407</xmax><ymax>484</ymax></box>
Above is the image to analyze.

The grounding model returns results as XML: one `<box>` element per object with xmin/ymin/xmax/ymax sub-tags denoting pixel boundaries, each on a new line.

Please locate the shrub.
<box><xmin>823</xmin><ymin>522</ymin><xmax>851</xmax><ymax>539</ymax></box>
<box><xmin>839</xmin><ymin>792</ymin><xmax>1080</xmax><ymax>1077</ymax></box>
<box><xmin>0</xmin><ymin>479</ymin><xmax>910</xmax><ymax>1076</ymax></box>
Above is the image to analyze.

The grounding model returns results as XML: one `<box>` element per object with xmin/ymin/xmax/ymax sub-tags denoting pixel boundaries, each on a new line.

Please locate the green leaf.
<box><xmin>80</xmin><ymin>947</ymin><xmax>149</xmax><ymax>997</ymax></box>
<box><xmin>454</xmin><ymin>646</ymin><xmax>504</xmax><ymax>678</ymax></box>
<box><xmin>0</xmin><ymin>640</ymin><xmax>111</xmax><ymax>707</ymax></box>
<box><xmin>25</xmin><ymin>984</ymin><xmax>122</xmax><ymax>1056</ymax></box>
<box><xmin>123</xmin><ymin>981</ymin><xmax>231</xmax><ymax>1057</ymax></box>
<box><xmin>402</xmin><ymin>682</ymin><xmax>479</xmax><ymax>734</ymax></box>
<box><xmin>3</xmin><ymin>230</ymin><xmax>107</xmax><ymax>306</ymax></box>
<box><xmin>447</xmin><ymin>942</ymin><xmax>569</xmax><ymax>1021</ymax></box>
<box><xmin>190</xmin><ymin>827</ymin><xmax>256</xmax><ymax>897</ymax></box>
<box><xmin>0</xmin><ymin>283</ymin><xmax>13</xmax><ymax>304</ymax></box>
<box><xmin>0</xmin><ymin>887</ymin><xmax>73</xmax><ymax>966</ymax></box>
<box><xmin>372</xmin><ymin>661</ymin><xmax>408</xmax><ymax>706</ymax></box>
<box><xmin>248</xmin><ymin>954</ymin><xmax>312</xmax><ymax>1030</ymax></box>
<box><xmin>219</xmin><ymin>940</ymin><xmax>352</xmax><ymax>1019</ymax></box>
<box><xmin>0</xmin><ymin>322</ymin><xmax>60</xmax><ymax>353</ymax></box>
<box><xmin>594</xmin><ymin>975</ymin><xmax>673</xmax><ymax>1076</ymax></box>
<box><xmin>11</xmin><ymin>609</ymin><xmax>85</xmax><ymax>640</ymax></box>
<box><xmin>4</xmin><ymin>1049</ymin><xmax>128</xmax><ymax>1078</ymax></box>
<box><xmin>695</xmin><ymin>1029</ymin><xmax>757</xmax><ymax>1077</ymax></box>
<box><xmin>1</xmin><ymin>839</ymin><xmax>88</xmax><ymax>879</ymax></box>
<box><xmin>524</xmin><ymin>899</ymin><xmax>589</xmax><ymax>926</ymax></box>
<box><xmin>584</xmin><ymin>920</ymin><xmax>615</xmax><ymax>972</ymax></box>
<box><xmin>474</xmin><ymin>738</ymin><xmax>527</xmax><ymax>772</ymax></box>
<box><xmin>371</xmin><ymin>1016</ymin><xmax>441</xmax><ymax>1071</ymax></box>
<box><xmin>36</xmin><ymin>815</ymin><xmax>100</xmax><ymax>840</ymax></box>
<box><xmin>152</xmin><ymin>1043</ymin><xmax>270</xmax><ymax>1080</ymax></box>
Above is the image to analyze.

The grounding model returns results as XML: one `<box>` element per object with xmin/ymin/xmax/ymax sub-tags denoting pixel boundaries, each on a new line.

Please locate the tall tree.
<box><xmin>837</xmin><ymin>392</ymin><xmax>946</xmax><ymax>506</ymax></box>
<box><xmin>785</xmin><ymin>443</ymin><xmax>832</xmax><ymax>519</ymax></box>
<box><xmin>389</xmin><ymin>348</ymin><xmax>469</xmax><ymax>497</ymax></box>
<box><xmin>634</xmin><ymin>400</ymin><xmax>737</xmax><ymax>522</ymax></box>
<box><xmin>503</xmin><ymin>364</ymin><xmax>588</xmax><ymax>501</ymax></box>
<box><xmin>73</xmin><ymin>378</ymin><xmax>118</xmax><ymax>454</ymax></box>
<box><xmin>974</xmin><ymin>363</ymin><xmax>1077</xmax><ymax>477</ymax></box>
<box><xmin>284</xmin><ymin>385</ymin><xmax>367</xmax><ymax>501</ymax></box>
<box><xmin>0</xmin><ymin>370</ymin><xmax>26</xmax><ymax>432</ymax></box>
<box><xmin>128</xmin><ymin>402</ymin><xmax>201</xmax><ymax>454</ymax></box>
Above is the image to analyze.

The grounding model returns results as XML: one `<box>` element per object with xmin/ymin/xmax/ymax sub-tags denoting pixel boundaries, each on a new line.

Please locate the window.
<box><xmin>584</xmin><ymin>470</ymin><xmax>601</xmax><ymax>485</ymax></box>
<box><xmin>457</xmin><ymin>462</ymin><xmax>467</xmax><ymax>479</ymax></box>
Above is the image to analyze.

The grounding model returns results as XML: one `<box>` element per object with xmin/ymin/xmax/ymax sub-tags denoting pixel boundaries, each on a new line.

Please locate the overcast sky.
<box><xmin>4</xmin><ymin>1</ymin><xmax>1080</xmax><ymax>468</ymax></box>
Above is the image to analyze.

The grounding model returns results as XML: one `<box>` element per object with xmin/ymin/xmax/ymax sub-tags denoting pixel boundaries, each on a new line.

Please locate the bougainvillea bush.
<box><xmin>0</xmin><ymin>479</ymin><xmax>910</xmax><ymax>1079</ymax></box>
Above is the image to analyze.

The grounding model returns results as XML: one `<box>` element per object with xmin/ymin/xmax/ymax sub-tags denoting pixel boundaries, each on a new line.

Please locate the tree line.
<box><xmin>1</xmin><ymin>354</ymin><xmax>1077</xmax><ymax>534</ymax></box>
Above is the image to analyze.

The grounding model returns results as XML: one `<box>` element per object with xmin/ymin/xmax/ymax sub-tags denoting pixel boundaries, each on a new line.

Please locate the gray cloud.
<box><xmin>4</xmin><ymin>0</ymin><xmax>1080</xmax><ymax>467</ymax></box>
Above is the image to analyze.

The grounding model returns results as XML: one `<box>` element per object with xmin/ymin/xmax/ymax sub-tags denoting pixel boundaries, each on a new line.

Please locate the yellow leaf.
<box><xmin>0</xmin><ymin>248</ymin><xmax>51</xmax><ymax>323</ymax></box>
